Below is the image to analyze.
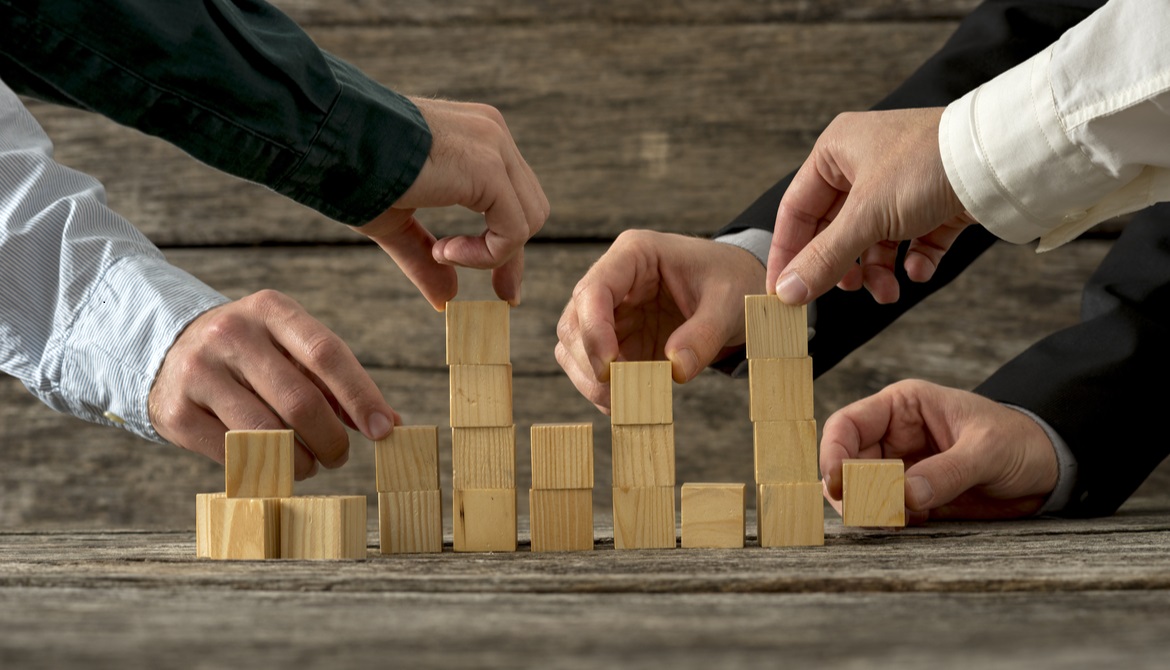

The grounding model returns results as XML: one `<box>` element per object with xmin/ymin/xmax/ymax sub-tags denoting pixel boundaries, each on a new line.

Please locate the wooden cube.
<box><xmin>452</xmin><ymin>488</ymin><xmax>517</xmax><ymax>552</ymax></box>
<box><xmin>748</xmin><ymin>358</ymin><xmax>814</xmax><ymax>421</ymax></box>
<box><xmin>195</xmin><ymin>492</ymin><xmax>226</xmax><ymax>558</ymax></box>
<box><xmin>530</xmin><ymin>423</ymin><xmax>594</xmax><ymax>490</ymax></box>
<box><xmin>612</xmin><ymin>486</ymin><xmax>676</xmax><ymax>550</ymax></box>
<box><xmin>449</xmin><ymin>364</ymin><xmax>513</xmax><ymax>427</ymax></box>
<box><xmin>529</xmin><ymin>489</ymin><xmax>594</xmax><ymax>552</ymax></box>
<box><xmin>280</xmin><ymin>496</ymin><xmax>367</xmax><ymax>560</ymax></box>
<box><xmin>452</xmin><ymin>426</ymin><xmax>516</xmax><ymax>489</ymax></box>
<box><xmin>378</xmin><ymin>490</ymin><xmax>443</xmax><ymax>554</ymax></box>
<box><xmin>757</xmin><ymin>483</ymin><xmax>824</xmax><ymax>547</ymax></box>
<box><xmin>681</xmin><ymin>483</ymin><xmax>745</xmax><ymax>549</ymax></box>
<box><xmin>445</xmin><ymin>300</ymin><xmax>510</xmax><ymax>365</ymax></box>
<box><xmin>610</xmin><ymin>361</ymin><xmax>672</xmax><ymax>425</ymax></box>
<box><xmin>374</xmin><ymin>425</ymin><xmax>440</xmax><ymax>492</ymax></box>
<box><xmin>611</xmin><ymin>424</ymin><xmax>675</xmax><ymax>487</ymax></box>
<box><xmin>745</xmin><ymin>295</ymin><xmax>808</xmax><ymax>359</ymax></box>
<box><xmin>224</xmin><ymin>429</ymin><xmax>294</xmax><ymax>498</ymax></box>
<box><xmin>753</xmin><ymin>420</ymin><xmax>818</xmax><ymax>484</ymax></box>
<box><xmin>208</xmin><ymin>497</ymin><xmax>281</xmax><ymax>560</ymax></box>
<box><xmin>842</xmin><ymin>459</ymin><xmax>906</xmax><ymax>527</ymax></box>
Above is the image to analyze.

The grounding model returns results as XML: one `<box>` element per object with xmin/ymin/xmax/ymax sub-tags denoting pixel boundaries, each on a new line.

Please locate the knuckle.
<box><xmin>301</xmin><ymin>333</ymin><xmax>347</xmax><ymax>368</ymax></box>
<box><xmin>279</xmin><ymin>385</ymin><xmax>328</xmax><ymax>425</ymax></box>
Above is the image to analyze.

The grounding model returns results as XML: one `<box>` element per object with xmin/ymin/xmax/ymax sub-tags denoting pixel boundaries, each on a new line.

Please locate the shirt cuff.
<box><xmin>1003</xmin><ymin>403</ymin><xmax>1078</xmax><ymax>515</ymax></box>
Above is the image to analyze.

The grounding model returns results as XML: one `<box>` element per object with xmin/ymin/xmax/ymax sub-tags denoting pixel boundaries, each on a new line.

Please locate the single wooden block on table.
<box><xmin>757</xmin><ymin>482</ymin><xmax>824</xmax><ymax>548</ymax></box>
<box><xmin>449</xmin><ymin>364</ymin><xmax>513</xmax><ymax>427</ymax></box>
<box><xmin>611</xmin><ymin>424</ymin><xmax>675</xmax><ymax>487</ymax></box>
<box><xmin>195</xmin><ymin>492</ymin><xmax>226</xmax><ymax>559</ymax></box>
<box><xmin>452</xmin><ymin>488</ymin><xmax>517</xmax><ymax>552</ymax></box>
<box><xmin>208</xmin><ymin>497</ymin><xmax>281</xmax><ymax>560</ymax></box>
<box><xmin>224</xmin><ymin>429</ymin><xmax>294</xmax><ymax>498</ymax></box>
<box><xmin>753</xmin><ymin>420</ymin><xmax>818</xmax><ymax>484</ymax></box>
<box><xmin>451</xmin><ymin>426</ymin><xmax>516</xmax><ymax>489</ymax></box>
<box><xmin>612</xmin><ymin>485</ymin><xmax>676</xmax><ymax>550</ymax></box>
<box><xmin>748</xmin><ymin>357</ymin><xmax>814</xmax><ymax>421</ymax></box>
<box><xmin>280</xmin><ymin>495</ymin><xmax>367</xmax><ymax>560</ymax></box>
<box><xmin>744</xmin><ymin>295</ymin><xmax>808</xmax><ymax>359</ymax></box>
<box><xmin>842</xmin><ymin>459</ymin><xmax>906</xmax><ymax>527</ymax></box>
<box><xmin>445</xmin><ymin>300</ymin><xmax>510</xmax><ymax>365</ymax></box>
<box><xmin>609</xmin><ymin>361</ymin><xmax>673</xmax><ymax>425</ymax></box>
<box><xmin>530</xmin><ymin>423</ymin><xmax>594</xmax><ymax>490</ymax></box>
<box><xmin>681</xmin><ymin>483</ymin><xmax>746</xmax><ymax>549</ymax></box>
<box><xmin>379</xmin><ymin>490</ymin><xmax>443</xmax><ymax>554</ymax></box>
<box><xmin>374</xmin><ymin>425</ymin><xmax>440</xmax><ymax>493</ymax></box>
<box><xmin>529</xmin><ymin>489</ymin><xmax>594</xmax><ymax>552</ymax></box>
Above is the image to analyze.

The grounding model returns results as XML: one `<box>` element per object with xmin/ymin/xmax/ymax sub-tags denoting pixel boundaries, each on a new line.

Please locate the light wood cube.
<box><xmin>445</xmin><ymin>300</ymin><xmax>510</xmax><ymax>365</ymax></box>
<box><xmin>744</xmin><ymin>295</ymin><xmax>808</xmax><ymax>359</ymax></box>
<box><xmin>195</xmin><ymin>492</ymin><xmax>226</xmax><ymax>558</ymax></box>
<box><xmin>208</xmin><ymin>497</ymin><xmax>281</xmax><ymax>560</ymax></box>
<box><xmin>378</xmin><ymin>490</ymin><xmax>443</xmax><ymax>554</ymax></box>
<box><xmin>280</xmin><ymin>495</ymin><xmax>367</xmax><ymax>560</ymax></box>
<box><xmin>529</xmin><ymin>489</ymin><xmax>594</xmax><ymax>552</ymax></box>
<box><xmin>842</xmin><ymin>459</ymin><xmax>906</xmax><ymax>527</ymax></box>
<box><xmin>753</xmin><ymin>420</ymin><xmax>818</xmax><ymax>484</ymax></box>
<box><xmin>610</xmin><ymin>361</ymin><xmax>673</xmax><ymax>425</ymax></box>
<box><xmin>681</xmin><ymin>483</ymin><xmax>745</xmax><ymax>549</ymax></box>
<box><xmin>452</xmin><ymin>488</ymin><xmax>517</xmax><ymax>552</ymax></box>
<box><xmin>530</xmin><ymin>423</ymin><xmax>594</xmax><ymax>489</ymax></box>
<box><xmin>224</xmin><ymin>429</ymin><xmax>294</xmax><ymax>498</ymax></box>
<box><xmin>757</xmin><ymin>483</ymin><xmax>824</xmax><ymax>547</ymax></box>
<box><xmin>612</xmin><ymin>486</ymin><xmax>676</xmax><ymax>550</ymax></box>
<box><xmin>611</xmin><ymin>424</ymin><xmax>675</xmax><ymax>487</ymax></box>
<box><xmin>748</xmin><ymin>358</ymin><xmax>814</xmax><ymax>421</ymax></box>
<box><xmin>374</xmin><ymin>425</ymin><xmax>439</xmax><ymax>492</ymax></box>
<box><xmin>451</xmin><ymin>426</ymin><xmax>516</xmax><ymax>489</ymax></box>
<box><xmin>449</xmin><ymin>364</ymin><xmax>513</xmax><ymax>427</ymax></box>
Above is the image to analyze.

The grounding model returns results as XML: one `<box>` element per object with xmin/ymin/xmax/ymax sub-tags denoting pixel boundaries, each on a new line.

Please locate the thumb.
<box><xmin>903</xmin><ymin>441</ymin><xmax>993</xmax><ymax>512</ymax></box>
<box><xmin>664</xmin><ymin>299</ymin><xmax>739</xmax><ymax>383</ymax></box>
<box><xmin>774</xmin><ymin>199</ymin><xmax>881</xmax><ymax>305</ymax></box>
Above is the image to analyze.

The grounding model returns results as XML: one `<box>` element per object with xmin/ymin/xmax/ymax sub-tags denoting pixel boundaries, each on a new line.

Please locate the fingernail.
<box><xmin>367</xmin><ymin>412</ymin><xmax>393</xmax><ymax>440</ymax></box>
<box><xmin>907</xmin><ymin>476</ymin><xmax>934</xmax><ymax>507</ymax></box>
<box><xmin>775</xmin><ymin>272</ymin><xmax>809</xmax><ymax>304</ymax></box>
<box><xmin>669</xmin><ymin>348</ymin><xmax>700</xmax><ymax>382</ymax></box>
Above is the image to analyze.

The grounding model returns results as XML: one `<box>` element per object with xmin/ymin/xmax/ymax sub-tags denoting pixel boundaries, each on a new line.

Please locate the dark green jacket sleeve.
<box><xmin>0</xmin><ymin>0</ymin><xmax>431</xmax><ymax>225</ymax></box>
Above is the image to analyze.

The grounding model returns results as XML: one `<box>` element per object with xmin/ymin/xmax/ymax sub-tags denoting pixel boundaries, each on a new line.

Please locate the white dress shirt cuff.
<box><xmin>1003</xmin><ymin>403</ymin><xmax>1078</xmax><ymax>515</ymax></box>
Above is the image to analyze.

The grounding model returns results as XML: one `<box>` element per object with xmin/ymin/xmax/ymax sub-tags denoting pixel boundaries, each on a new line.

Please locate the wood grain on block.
<box><xmin>612</xmin><ymin>486</ymin><xmax>677</xmax><ymax>550</ymax></box>
<box><xmin>610</xmin><ymin>361</ymin><xmax>673</xmax><ymax>425</ymax></box>
<box><xmin>451</xmin><ymin>426</ymin><xmax>516</xmax><ymax>489</ymax></box>
<box><xmin>280</xmin><ymin>496</ymin><xmax>367</xmax><ymax>560</ymax></box>
<box><xmin>744</xmin><ymin>296</ymin><xmax>808</xmax><ymax>359</ymax></box>
<box><xmin>529</xmin><ymin>489</ymin><xmax>594</xmax><ymax>552</ymax></box>
<box><xmin>681</xmin><ymin>483</ymin><xmax>746</xmax><ymax>549</ymax></box>
<box><xmin>842</xmin><ymin>459</ymin><xmax>906</xmax><ymax>527</ymax></box>
<box><xmin>748</xmin><ymin>358</ymin><xmax>814</xmax><ymax>422</ymax></box>
<box><xmin>449</xmin><ymin>364</ymin><xmax>513</xmax><ymax>427</ymax></box>
<box><xmin>757</xmin><ymin>483</ymin><xmax>824</xmax><ymax>548</ymax></box>
<box><xmin>611</xmin><ymin>424</ymin><xmax>676</xmax><ymax>487</ymax></box>
<box><xmin>195</xmin><ymin>492</ymin><xmax>226</xmax><ymax>559</ymax></box>
<box><xmin>224</xmin><ymin>430</ymin><xmax>294</xmax><ymax>498</ymax></box>
<box><xmin>374</xmin><ymin>425</ymin><xmax>440</xmax><ymax>492</ymax></box>
<box><xmin>208</xmin><ymin>497</ymin><xmax>281</xmax><ymax>560</ymax></box>
<box><xmin>379</xmin><ymin>490</ymin><xmax>443</xmax><ymax>554</ymax></box>
<box><xmin>530</xmin><ymin>423</ymin><xmax>594</xmax><ymax>490</ymax></box>
<box><xmin>753</xmin><ymin>420</ymin><xmax>818</xmax><ymax>484</ymax></box>
<box><xmin>445</xmin><ymin>300</ymin><xmax>510</xmax><ymax>365</ymax></box>
<box><xmin>452</xmin><ymin>488</ymin><xmax>517</xmax><ymax>553</ymax></box>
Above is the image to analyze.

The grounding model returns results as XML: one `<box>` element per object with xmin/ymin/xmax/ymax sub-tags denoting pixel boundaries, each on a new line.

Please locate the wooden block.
<box><xmin>280</xmin><ymin>495</ymin><xmax>367</xmax><ymax>560</ymax></box>
<box><xmin>208</xmin><ymin>497</ymin><xmax>281</xmax><ymax>560</ymax></box>
<box><xmin>379</xmin><ymin>490</ymin><xmax>443</xmax><ymax>554</ymax></box>
<box><xmin>757</xmin><ymin>483</ymin><xmax>824</xmax><ymax>547</ymax></box>
<box><xmin>452</xmin><ymin>426</ymin><xmax>516</xmax><ymax>489</ymax></box>
<box><xmin>745</xmin><ymin>295</ymin><xmax>808</xmax><ymax>359</ymax></box>
<box><xmin>609</xmin><ymin>361</ymin><xmax>672</xmax><ymax>425</ymax></box>
<box><xmin>612</xmin><ymin>486</ymin><xmax>676</xmax><ymax>550</ymax></box>
<box><xmin>611</xmin><ymin>424</ymin><xmax>675</xmax><ymax>487</ymax></box>
<box><xmin>452</xmin><ymin>488</ymin><xmax>517</xmax><ymax>552</ymax></box>
<box><xmin>195</xmin><ymin>492</ymin><xmax>226</xmax><ymax>559</ymax></box>
<box><xmin>748</xmin><ymin>357</ymin><xmax>814</xmax><ymax>421</ymax></box>
<box><xmin>529</xmin><ymin>489</ymin><xmax>594</xmax><ymax>552</ymax></box>
<box><xmin>530</xmin><ymin>423</ymin><xmax>594</xmax><ymax>489</ymax></box>
<box><xmin>681</xmin><ymin>483</ymin><xmax>745</xmax><ymax>549</ymax></box>
<box><xmin>445</xmin><ymin>300</ymin><xmax>510</xmax><ymax>365</ymax></box>
<box><xmin>374</xmin><ymin>425</ymin><xmax>440</xmax><ymax>492</ymax></box>
<box><xmin>449</xmin><ymin>364</ymin><xmax>513</xmax><ymax>427</ymax></box>
<box><xmin>842</xmin><ymin>459</ymin><xmax>906</xmax><ymax>527</ymax></box>
<box><xmin>224</xmin><ymin>429</ymin><xmax>295</xmax><ymax>498</ymax></box>
<box><xmin>753</xmin><ymin>420</ymin><xmax>818</xmax><ymax>484</ymax></box>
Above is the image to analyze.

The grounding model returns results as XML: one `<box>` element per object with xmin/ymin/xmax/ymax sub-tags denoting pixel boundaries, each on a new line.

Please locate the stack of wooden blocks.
<box><xmin>446</xmin><ymin>300</ymin><xmax>518</xmax><ymax>552</ymax></box>
<box><xmin>196</xmin><ymin>429</ymin><xmax>367</xmax><ymax>560</ymax></box>
<box><xmin>529</xmin><ymin>423</ymin><xmax>595</xmax><ymax>552</ymax></box>
<box><xmin>610</xmin><ymin>360</ymin><xmax>677</xmax><ymax>549</ymax></box>
<box><xmin>375</xmin><ymin>425</ymin><xmax>443</xmax><ymax>553</ymax></box>
<box><xmin>745</xmin><ymin>295</ymin><xmax>824</xmax><ymax>547</ymax></box>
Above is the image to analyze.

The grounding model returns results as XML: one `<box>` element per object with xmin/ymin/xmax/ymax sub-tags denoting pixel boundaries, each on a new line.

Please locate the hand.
<box><xmin>148</xmin><ymin>290</ymin><xmax>399</xmax><ymax>479</ymax></box>
<box><xmin>820</xmin><ymin>379</ymin><xmax>1059</xmax><ymax>523</ymax></box>
<box><xmin>356</xmin><ymin>98</ymin><xmax>549</xmax><ymax>310</ymax></box>
<box><xmin>556</xmin><ymin>231</ymin><xmax>763</xmax><ymax>414</ymax></box>
<box><xmin>767</xmin><ymin>108</ymin><xmax>973</xmax><ymax>306</ymax></box>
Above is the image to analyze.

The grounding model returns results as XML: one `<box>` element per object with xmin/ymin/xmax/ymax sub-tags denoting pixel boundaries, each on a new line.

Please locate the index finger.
<box><xmin>570</xmin><ymin>252</ymin><xmax>640</xmax><ymax>382</ymax></box>
<box><xmin>767</xmin><ymin>154</ymin><xmax>849</xmax><ymax>291</ymax></box>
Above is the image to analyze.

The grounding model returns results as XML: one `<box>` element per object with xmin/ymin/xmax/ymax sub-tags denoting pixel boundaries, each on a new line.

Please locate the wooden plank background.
<box><xmin>5</xmin><ymin>0</ymin><xmax>1164</xmax><ymax>530</ymax></box>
